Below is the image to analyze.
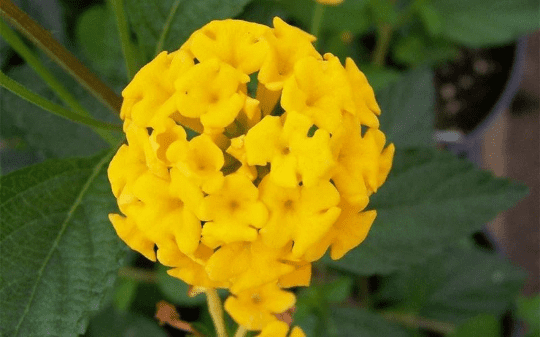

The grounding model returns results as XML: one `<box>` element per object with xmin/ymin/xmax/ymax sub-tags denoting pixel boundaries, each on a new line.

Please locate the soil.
<box><xmin>434</xmin><ymin>44</ymin><xmax>516</xmax><ymax>133</ymax></box>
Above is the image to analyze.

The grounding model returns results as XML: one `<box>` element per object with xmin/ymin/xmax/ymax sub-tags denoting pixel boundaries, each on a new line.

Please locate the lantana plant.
<box><xmin>0</xmin><ymin>0</ymin><xmax>537</xmax><ymax>336</ymax></box>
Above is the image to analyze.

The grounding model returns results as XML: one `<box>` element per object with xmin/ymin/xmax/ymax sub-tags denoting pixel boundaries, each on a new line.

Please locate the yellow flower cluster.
<box><xmin>108</xmin><ymin>17</ymin><xmax>394</xmax><ymax>334</ymax></box>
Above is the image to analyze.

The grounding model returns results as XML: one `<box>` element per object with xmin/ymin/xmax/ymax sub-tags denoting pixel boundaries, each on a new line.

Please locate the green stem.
<box><xmin>107</xmin><ymin>0</ymin><xmax>139</xmax><ymax>79</ymax></box>
<box><xmin>382</xmin><ymin>311</ymin><xmax>456</xmax><ymax>334</ymax></box>
<box><xmin>310</xmin><ymin>3</ymin><xmax>325</xmax><ymax>49</ymax></box>
<box><xmin>117</xmin><ymin>266</ymin><xmax>157</xmax><ymax>283</ymax></box>
<box><xmin>0</xmin><ymin>0</ymin><xmax>122</xmax><ymax>113</ymax></box>
<box><xmin>0</xmin><ymin>71</ymin><xmax>122</xmax><ymax>133</ymax></box>
<box><xmin>206</xmin><ymin>288</ymin><xmax>228</xmax><ymax>337</ymax></box>
<box><xmin>0</xmin><ymin>19</ymin><xmax>118</xmax><ymax>145</ymax></box>
<box><xmin>233</xmin><ymin>326</ymin><xmax>247</xmax><ymax>337</ymax></box>
<box><xmin>155</xmin><ymin>0</ymin><xmax>181</xmax><ymax>56</ymax></box>
<box><xmin>372</xmin><ymin>23</ymin><xmax>392</xmax><ymax>67</ymax></box>
<box><xmin>358</xmin><ymin>276</ymin><xmax>371</xmax><ymax>308</ymax></box>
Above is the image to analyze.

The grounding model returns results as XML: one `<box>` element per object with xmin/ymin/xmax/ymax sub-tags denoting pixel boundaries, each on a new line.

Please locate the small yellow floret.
<box><xmin>224</xmin><ymin>283</ymin><xmax>296</xmax><ymax>330</ymax></box>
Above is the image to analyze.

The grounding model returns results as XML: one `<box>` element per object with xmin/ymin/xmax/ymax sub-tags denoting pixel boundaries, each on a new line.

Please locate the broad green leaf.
<box><xmin>0</xmin><ymin>65</ymin><xmax>120</xmax><ymax>159</ymax></box>
<box><xmin>516</xmin><ymin>295</ymin><xmax>540</xmax><ymax>337</ymax></box>
<box><xmin>0</xmin><ymin>150</ymin><xmax>126</xmax><ymax>336</ymax></box>
<box><xmin>125</xmin><ymin>0</ymin><xmax>254</xmax><ymax>62</ymax></box>
<box><xmin>85</xmin><ymin>306</ymin><xmax>167</xmax><ymax>337</ymax></box>
<box><xmin>76</xmin><ymin>5</ymin><xmax>126</xmax><ymax>82</ymax></box>
<box><xmin>328</xmin><ymin>308</ymin><xmax>409</xmax><ymax>337</ymax></box>
<box><xmin>448</xmin><ymin>314</ymin><xmax>501</xmax><ymax>337</ymax></box>
<box><xmin>376</xmin><ymin>68</ymin><xmax>434</xmax><ymax>148</ymax></box>
<box><xmin>325</xmin><ymin>148</ymin><xmax>528</xmax><ymax>275</ymax></box>
<box><xmin>379</xmin><ymin>246</ymin><xmax>525</xmax><ymax>324</ymax></box>
<box><xmin>431</xmin><ymin>0</ymin><xmax>539</xmax><ymax>47</ymax></box>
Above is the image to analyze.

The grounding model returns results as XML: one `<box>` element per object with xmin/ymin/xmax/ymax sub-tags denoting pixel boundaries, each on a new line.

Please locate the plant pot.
<box><xmin>434</xmin><ymin>37</ymin><xmax>529</xmax><ymax>166</ymax></box>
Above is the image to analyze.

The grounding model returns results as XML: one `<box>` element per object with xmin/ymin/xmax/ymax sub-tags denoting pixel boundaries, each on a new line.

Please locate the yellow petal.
<box><xmin>109</xmin><ymin>214</ymin><xmax>156</xmax><ymax>261</ymax></box>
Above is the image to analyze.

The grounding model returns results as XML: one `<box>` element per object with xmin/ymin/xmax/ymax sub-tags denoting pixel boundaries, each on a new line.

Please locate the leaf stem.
<box><xmin>155</xmin><ymin>0</ymin><xmax>181</xmax><ymax>56</ymax></box>
<box><xmin>107</xmin><ymin>0</ymin><xmax>139</xmax><ymax>79</ymax></box>
<box><xmin>372</xmin><ymin>23</ymin><xmax>392</xmax><ymax>67</ymax></box>
<box><xmin>0</xmin><ymin>0</ymin><xmax>122</xmax><ymax>113</ymax></box>
<box><xmin>206</xmin><ymin>288</ymin><xmax>228</xmax><ymax>337</ymax></box>
<box><xmin>233</xmin><ymin>325</ymin><xmax>247</xmax><ymax>337</ymax></box>
<box><xmin>310</xmin><ymin>3</ymin><xmax>325</xmax><ymax>49</ymax></box>
<box><xmin>117</xmin><ymin>266</ymin><xmax>157</xmax><ymax>283</ymax></box>
<box><xmin>382</xmin><ymin>311</ymin><xmax>456</xmax><ymax>334</ymax></box>
<box><xmin>0</xmin><ymin>71</ymin><xmax>122</xmax><ymax>133</ymax></box>
<box><xmin>0</xmin><ymin>19</ymin><xmax>118</xmax><ymax>145</ymax></box>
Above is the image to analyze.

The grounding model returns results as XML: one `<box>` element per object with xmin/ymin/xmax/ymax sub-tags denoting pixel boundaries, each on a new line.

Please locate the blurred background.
<box><xmin>482</xmin><ymin>30</ymin><xmax>539</xmax><ymax>296</ymax></box>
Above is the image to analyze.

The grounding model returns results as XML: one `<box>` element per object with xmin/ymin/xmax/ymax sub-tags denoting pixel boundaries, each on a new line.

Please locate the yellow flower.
<box><xmin>108</xmin><ymin>16</ymin><xmax>393</xmax><ymax>333</ymax></box>
<box><xmin>174</xmin><ymin>58</ymin><xmax>249</xmax><ymax>134</ymax></box>
<box><xmin>199</xmin><ymin>173</ymin><xmax>267</xmax><ymax>248</ymax></box>
<box><xmin>186</xmin><ymin>19</ymin><xmax>270</xmax><ymax>75</ymax></box>
<box><xmin>257</xmin><ymin>321</ymin><xmax>306</xmax><ymax>337</ymax></box>
<box><xmin>258</xmin><ymin>17</ymin><xmax>320</xmax><ymax>91</ymax></box>
<box><xmin>244</xmin><ymin>112</ymin><xmax>335</xmax><ymax>188</ymax></box>
<box><xmin>224</xmin><ymin>282</ymin><xmax>296</xmax><ymax>330</ymax></box>
<box><xmin>281</xmin><ymin>54</ymin><xmax>355</xmax><ymax>133</ymax></box>
<box><xmin>205</xmin><ymin>239</ymin><xmax>296</xmax><ymax>293</ymax></box>
<box><xmin>167</xmin><ymin>133</ymin><xmax>225</xmax><ymax>193</ymax></box>
<box><xmin>258</xmin><ymin>176</ymin><xmax>341</xmax><ymax>258</ymax></box>
<box><xmin>303</xmin><ymin>200</ymin><xmax>377</xmax><ymax>261</ymax></box>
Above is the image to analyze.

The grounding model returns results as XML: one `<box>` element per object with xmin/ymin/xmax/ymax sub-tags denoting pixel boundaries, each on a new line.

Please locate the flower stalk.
<box><xmin>310</xmin><ymin>3</ymin><xmax>325</xmax><ymax>49</ymax></box>
<box><xmin>234</xmin><ymin>325</ymin><xmax>247</xmax><ymax>337</ymax></box>
<box><xmin>206</xmin><ymin>288</ymin><xmax>228</xmax><ymax>337</ymax></box>
<box><xmin>107</xmin><ymin>0</ymin><xmax>140</xmax><ymax>80</ymax></box>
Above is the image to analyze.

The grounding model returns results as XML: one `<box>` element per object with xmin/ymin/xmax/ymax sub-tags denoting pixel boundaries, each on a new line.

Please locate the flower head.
<box><xmin>108</xmin><ymin>17</ymin><xmax>393</xmax><ymax>333</ymax></box>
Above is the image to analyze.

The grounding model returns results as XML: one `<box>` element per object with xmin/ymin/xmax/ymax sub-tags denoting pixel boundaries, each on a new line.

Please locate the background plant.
<box><xmin>0</xmin><ymin>0</ymin><xmax>538</xmax><ymax>336</ymax></box>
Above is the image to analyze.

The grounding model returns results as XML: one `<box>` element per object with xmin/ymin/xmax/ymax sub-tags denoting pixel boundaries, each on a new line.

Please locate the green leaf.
<box><xmin>328</xmin><ymin>308</ymin><xmax>409</xmax><ymax>337</ymax></box>
<box><xmin>76</xmin><ymin>5</ymin><xmax>126</xmax><ymax>81</ymax></box>
<box><xmin>113</xmin><ymin>278</ymin><xmax>138</xmax><ymax>312</ymax></box>
<box><xmin>361</xmin><ymin>65</ymin><xmax>402</xmax><ymax>92</ymax></box>
<box><xmin>431</xmin><ymin>0</ymin><xmax>540</xmax><ymax>47</ymax></box>
<box><xmin>321</xmin><ymin>277</ymin><xmax>354</xmax><ymax>303</ymax></box>
<box><xmin>416</xmin><ymin>3</ymin><xmax>442</xmax><ymax>37</ymax></box>
<box><xmin>0</xmin><ymin>150</ymin><xmax>126</xmax><ymax>336</ymax></box>
<box><xmin>376</xmin><ymin>68</ymin><xmax>434</xmax><ymax>148</ymax></box>
<box><xmin>86</xmin><ymin>306</ymin><xmax>167</xmax><ymax>337</ymax></box>
<box><xmin>449</xmin><ymin>314</ymin><xmax>501</xmax><ymax>337</ymax></box>
<box><xmin>516</xmin><ymin>295</ymin><xmax>540</xmax><ymax>337</ymax></box>
<box><xmin>1</xmin><ymin>65</ymin><xmax>120</xmax><ymax>159</ymax></box>
<box><xmin>367</xmin><ymin>0</ymin><xmax>398</xmax><ymax>25</ymax></box>
<box><xmin>392</xmin><ymin>33</ymin><xmax>459</xmax><ymax>67</ymax></box>
<box><xmin>379</xmin><ymin>246</ymin><xmax>525</xmax><ymax>324</ymax></box>
<box><xmin>125</xmin><ymin>0</ymin><xmax>254</xmax><ymax>62</ymax></box>
<box><xmin>324</xmin><ymin>148</ymin><xmax>528</xmax><ymax>275</ymax></box>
